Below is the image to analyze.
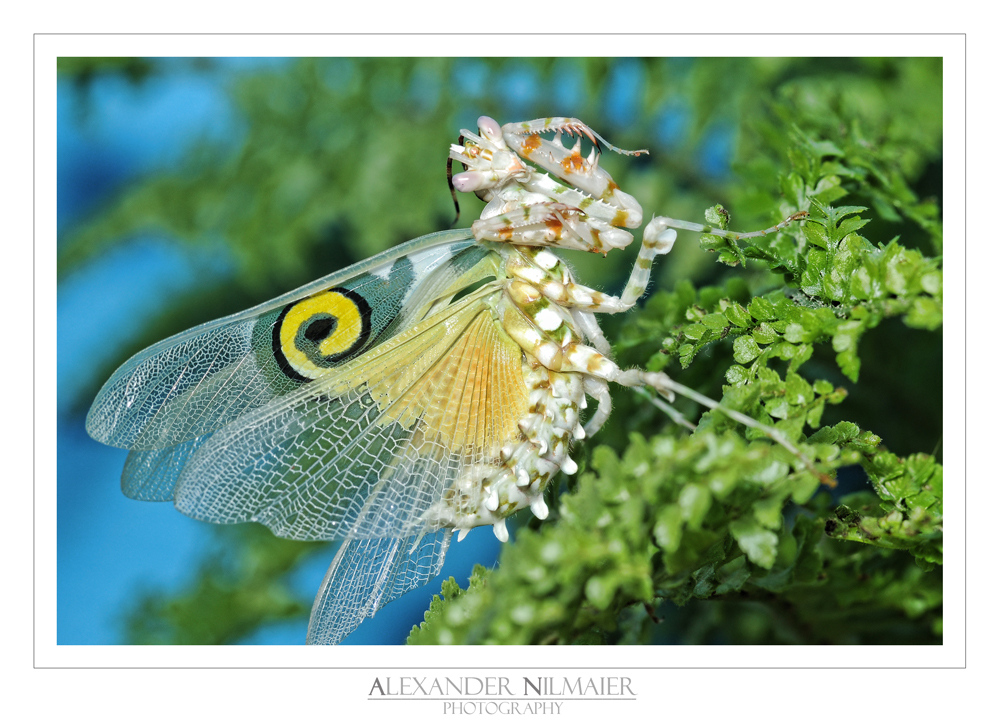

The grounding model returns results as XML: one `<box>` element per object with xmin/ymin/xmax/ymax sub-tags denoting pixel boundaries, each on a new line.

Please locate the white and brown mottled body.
<box><xmin>435</xmin><ymin>117</ymin><xmax>814</xmax><ymax>547</ymax></box>
<box><xmin>433</xmin><ymin>116</ymin><xmax>681</xmax><ymax>542</ymax></box>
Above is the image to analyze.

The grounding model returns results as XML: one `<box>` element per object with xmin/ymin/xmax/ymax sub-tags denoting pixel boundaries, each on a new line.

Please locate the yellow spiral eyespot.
<box><xmin>273</xmin><ymin>287</ymin><xmax>372</xmax><ymax>381</ymax></box>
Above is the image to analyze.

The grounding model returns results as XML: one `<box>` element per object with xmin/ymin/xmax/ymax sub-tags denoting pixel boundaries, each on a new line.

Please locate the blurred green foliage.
<box><xmin>124</xmin><ymin>525</ymin><xmax>329</xmax><ymax>645</ymax></box>
<box><xmin>58</xmin><ymin>56</ymin><xmax>157</xmax><ymax>90</ymax></box>
<box><xmin>59</xmin><ymin>57</ymin><xmax>943</xmax><ymax>645</ymax></box>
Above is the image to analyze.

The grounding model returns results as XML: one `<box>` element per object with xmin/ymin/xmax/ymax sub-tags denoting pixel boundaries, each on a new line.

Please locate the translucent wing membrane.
<box><xmin>172</xmin><ymin>285</ymin><xmax>520</xmax><ymax>542</ymax></box>
<box><xmin>307</xmin><ymin>530</ymin><xmax>452</xmax><ymax>645</ymax></box>
<box><xmin>89</xmin><ymin>317</ymin><xmax>277</xmax><ymax>450</ymax></box>
<box><xmin>94</xmin><ymin>229</ymin><xmax>527</xmax><ymax>547</ymax></box>
<box><xmin>86</xmin><ymin>230</ymin><xmax>478</xmax><ymax>451</ymax></box>
<box><xmin>122</xmin><ymin>436</ymin><xmax>207</xmax><ymax>501</ymax></box>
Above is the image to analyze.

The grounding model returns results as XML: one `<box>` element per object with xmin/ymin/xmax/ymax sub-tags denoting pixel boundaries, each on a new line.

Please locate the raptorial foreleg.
<box><xmin>505</xmin><ymin>220</ymin><xmax>677</xmax><ymax>316</ymax></box>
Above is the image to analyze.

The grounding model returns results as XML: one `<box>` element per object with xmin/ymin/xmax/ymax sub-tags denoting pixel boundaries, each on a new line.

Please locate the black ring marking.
<box><xmin>272</xmin><ymin>286</ymin><xmax>373</xmax><ymax>382</ymax></box>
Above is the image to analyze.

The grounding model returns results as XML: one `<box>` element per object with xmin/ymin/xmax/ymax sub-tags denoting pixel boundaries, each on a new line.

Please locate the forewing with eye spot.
<box><xmin>170</xmin><ymin>283</ymin><xmax>531</xmax><ymax>542</ymax></box>
<box><xmin>86</xmin><ymin>230</ymin><xmax>486</xmax><ymax>483</ymax></box>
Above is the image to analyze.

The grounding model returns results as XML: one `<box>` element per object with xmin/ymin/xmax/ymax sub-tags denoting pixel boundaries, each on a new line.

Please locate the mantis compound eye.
<box><xmin>452</xmin><ymin>170</ymin><xmax>487</xmax><ymax>193</ymax></box>
<box><xmin>477</xmin><ymin>115</ymin><xmax>502</xmax><ymax>143</ymax></box>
